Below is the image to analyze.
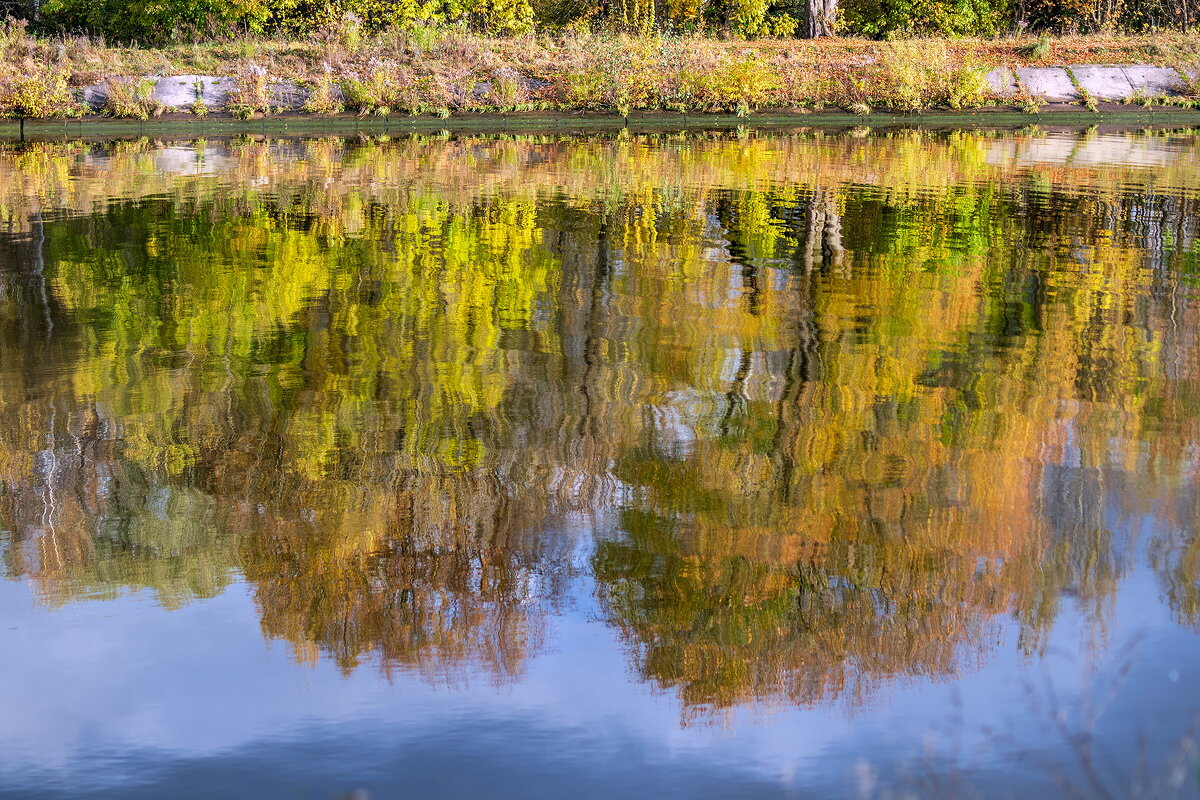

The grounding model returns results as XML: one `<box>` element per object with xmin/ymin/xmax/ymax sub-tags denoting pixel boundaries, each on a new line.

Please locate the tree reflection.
<box><xmin>0</xmin><ymin>130</ymin><xmax>1197</xmax><ymax>708</ymax></box>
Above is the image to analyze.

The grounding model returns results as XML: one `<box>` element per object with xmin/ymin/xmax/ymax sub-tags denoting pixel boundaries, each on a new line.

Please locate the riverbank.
<box><xmin>2</xmin><ymin>24</ymin><xmax>1200</xmax><ymax>122</ymax></box>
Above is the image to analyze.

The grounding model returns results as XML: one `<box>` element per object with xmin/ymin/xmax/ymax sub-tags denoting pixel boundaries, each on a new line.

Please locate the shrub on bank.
<box><xmin>0</xmin><ymin>67</ymin><xmax>82</xmax><ymax>118</ymax></box>
<box><xmin>102</xmin><ymin>77</ymin><xmax>162</xmax><ymax>118</ymax></box>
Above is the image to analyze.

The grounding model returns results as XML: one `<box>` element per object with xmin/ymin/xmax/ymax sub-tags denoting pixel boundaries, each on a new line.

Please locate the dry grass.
<box><xmin>2</xmin><ymin>17</ymin><xmax>1199</xmax><ymax>118</ymax></box>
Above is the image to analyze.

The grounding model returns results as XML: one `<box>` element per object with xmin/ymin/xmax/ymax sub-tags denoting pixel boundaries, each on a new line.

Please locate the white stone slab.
<box><xmin>1070</xmin><ymin>65</ymin><xmax>1133</xmax><ymax>101</ymax></box>
<box><xmin>152</xmin><ymin>75</ymin><xmax>235</xmax><ymax>108</ymax></box>
<box><xmin>1015</xmin><ymin>67</ymin><xmax>1078</xmax><ymax>101</ymax></box>
<box><xmin>1121</xmin><ymin>65</ymin><xmax>1185</xmax><ymax>96</ymax></box>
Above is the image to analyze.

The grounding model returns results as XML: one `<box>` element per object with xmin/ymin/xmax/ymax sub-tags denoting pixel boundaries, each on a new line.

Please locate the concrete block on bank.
<box><xmin>152</xmin><ymin>75</ymin><xmax>235</xmax><ymax>109</ymax></box>
<box><xmin>1070</xmin><ymin>65</ymin><xmax>1134</xmax><ymax>100</ymax></box>
<box><xmin>1016</xmin><ymin>67</ymin><xmax>1078</xmax><ymax>101</ymax></box>
<box><xmin>984</xmin><ymin>67</ymin><xmax>1019</xmax><ymax>97</ymax></box>
<box><xmin>81</xmin><ymin>82</ymin><xmax>110</xmax><ymax>111</ymax></box>
<box><xmin>1122</xmin><ymin>65</ymin><xmax>1185</xmax><ymax>96</ymax></box>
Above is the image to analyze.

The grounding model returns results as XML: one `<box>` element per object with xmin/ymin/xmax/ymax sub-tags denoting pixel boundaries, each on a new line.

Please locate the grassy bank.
<box><xmin>3</xmin><ymin>21</ymin><xmax>1200</xmax><ymax>119</ymax></box>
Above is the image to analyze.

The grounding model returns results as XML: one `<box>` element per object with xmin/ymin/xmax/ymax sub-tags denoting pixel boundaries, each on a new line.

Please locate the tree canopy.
<box><xmin>7</xmin><ymin>0</ymin><xmax>1199</xmax><ymax>42</ymax></box>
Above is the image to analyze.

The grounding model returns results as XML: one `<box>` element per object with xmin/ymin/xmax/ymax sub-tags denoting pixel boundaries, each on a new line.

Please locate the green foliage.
<box><xmin>561</xmin><ymin>39</ymin><xmax>663</xmax><ymax>111</ymax></box>
<box><xmin>841</xmin><ymin>0</ymin><xmax>1009</xmax><ymax>37</ymax></box>
<box><xmin>39</xmin><ymin>0</ymin><xmax>276</xmax><ymax>42</ymax></box>
<box><xmin>267</xmin><ymin>0</ymin><xmax>533</xmax><ymax>36</ymax></box>
<box><xmin>834</xmin><ymin>42</ymin><xmax>990</xmax><ymax>113</ymax></box>
<box><xmin>15</xmin><ymin>0</ymin><xmax>1200</xmax><ymax>45</ymax></box>
<box><xmin>460</xmin><ymin>0</ymin><xmax>535</xmax><ymax>34</ymax></box>
<box><xmin>35</xmin><ymin>0</ymin><xmax>535</xmax><ymax>40</ymax></box>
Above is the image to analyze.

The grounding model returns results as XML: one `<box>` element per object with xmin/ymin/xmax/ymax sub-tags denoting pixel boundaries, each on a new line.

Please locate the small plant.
<box><xmin>488</xmin><ymin>69</ymin><xmax>524</xmax><ymax>110</ymax></box>
<box><xmin>1162</xmin><ymin>95</ymin><xmax>1200</xmax><ymax>109</ymax></box>
<box><xmin>1127</xmin><ymin>89</ymin><xmax>1155</xmax><ymax>108</ymax></box>
<box><xmin>341</xmin><ymin>72</ymin><xmax>391</xmax><ymax>115</ymax></box>
<box><xmin>1063</xmin><ymin>68</ymin><xmax>1100</xmax><ymax>113</ymax></box>
<box><xmin>1022</xmin><ymin>36</ymin><xmax>1052</xmax><ymax>61</ymax></box>
<box><xmin>226</xmin><ymin>66</ymin><xmax>273</xmax><ymax>119</ymax></box>
<box><xmin>190</xmin><ymin>80</ymin><xmax>209</xmax><ymax>116</ymax></box>
<box><xmin>302</xmin><ymin>68</ymin><xmax>344</xmax><ymax>114</ymax></box>
<box><xmin>104</xmin><ymin>78</ymin><xmax>161</xmax><ymax>119</ymax></box>
<box><xmin>873</xmin><ymin>41</ymin><xmax>930</xmax><ymax>111</ymax></box>
<box><xmin>945</xmin><ymin>64</ymin><xmax>991</xmax><ymax>109</ymax></box>
<box><xmin>339</xmin><ymin>12</ymin><xmax>364</xmax><ymax>51</ymax></box>
<box><xmin>866</xmin><ymin>42</ymin><xmax>990</xmax><ymax>113</ymax></box>
<box><xmin>1075</xmin><ymin>85</ymin><xmax>1099</xmax><ymax>112</ymax></box>
<box><xmin>849</xmin><ymin>101</ymin><xmax>871</xmax><ymax>115</ymax></box>
<box><xmin>561</xmin><ymin>66</ymin><xmax>610</xmax><ymax>110</ymax></box>
<box><xmin>1174</xmin><ymin>64</ymin><xmax>1200</xmax><ymax>97</ymax></box>
<box><xmin>559</xmin><ymin>40</ymin><xmax>662</xmax><ymax>114</ymax></box>
<box><xmin>1019</xmin><ymin>96</ymin><xmax>1042</xmax><ymax>114</ymax></box>
<box><xmin>403</xmin><ymin>22</ymin><xmax>445</xmax><ymax>52</ymax></box>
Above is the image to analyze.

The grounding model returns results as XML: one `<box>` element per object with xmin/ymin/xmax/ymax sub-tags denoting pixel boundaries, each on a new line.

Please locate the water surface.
<box><xmin>1</xmin><ymin>128</ymin><xmax>1199</xmax><ymax>799</ymax></box>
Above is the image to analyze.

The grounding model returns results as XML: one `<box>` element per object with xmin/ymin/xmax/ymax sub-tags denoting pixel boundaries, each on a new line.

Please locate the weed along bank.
<box><xmin>4</xmin><ymin>26</ymin><xmax>1200</xmax><ymax>127</ymax></box>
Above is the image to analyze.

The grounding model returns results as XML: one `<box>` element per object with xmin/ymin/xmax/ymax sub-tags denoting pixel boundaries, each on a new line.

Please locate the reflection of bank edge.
<box><xmin>983</xmin><ymin>134</ymin><xmax>1180</xmax><ymax>168</ymax></box>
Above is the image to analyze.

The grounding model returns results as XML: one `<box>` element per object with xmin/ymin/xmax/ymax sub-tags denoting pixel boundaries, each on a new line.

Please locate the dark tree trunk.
<box><xmin>804</xmin><ymin>0</ymin><xmax>836</xmax><ymax>37</ymax></box>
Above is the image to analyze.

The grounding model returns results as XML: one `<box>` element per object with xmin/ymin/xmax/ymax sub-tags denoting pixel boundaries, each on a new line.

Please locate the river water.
<box><xmin>0</xmin><ymin>128</ymin><xmax>1198</xmax><ymax>799</ymax></box>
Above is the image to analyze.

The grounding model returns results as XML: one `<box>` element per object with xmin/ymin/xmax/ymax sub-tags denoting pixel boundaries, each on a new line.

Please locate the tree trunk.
<box><xmin>804</xmin><ymin>0</ymin><xmax>836</xmax><ymax>37</ymax></box>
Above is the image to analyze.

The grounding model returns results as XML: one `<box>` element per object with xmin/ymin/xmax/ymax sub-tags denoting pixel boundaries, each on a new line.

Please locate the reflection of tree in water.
<box><xmin>0</xmin><ymin>132</ymin><xmax>1198</xmax><ymax>707</ymax></box>
<box><xmin>801</xmin><ymin>188</ymin><xmax>844</xmax><ymax>272</ymax></box>
<box><xmin>235</xmin><ymin>475</ymin><xmax>573</xmax><ymax>681</ymax></box>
